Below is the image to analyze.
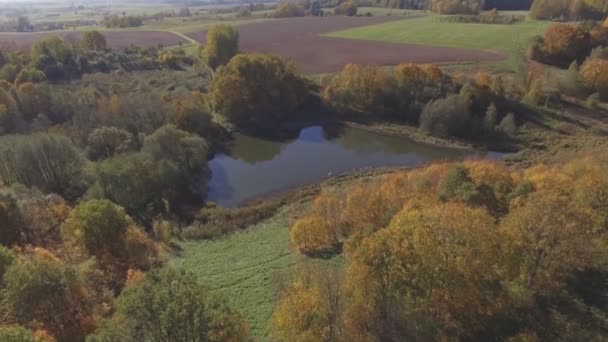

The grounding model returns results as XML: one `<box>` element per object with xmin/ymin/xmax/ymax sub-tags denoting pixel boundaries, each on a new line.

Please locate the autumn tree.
<box><xmin>334</xmin><ymin>1</ymin><xmax>358</xmax><ymax>15</ymax></box>
<box><xmin>207</xmin><ymin>53</ymin><xmax>311</xmax><ymax>132</ymax></box>
<box><xmin>88</xmin><ymin>268</ymin><xmax>251</xmax><ymax>342</ymax></box>
<box><xmin>540</xmin><ymin>24</ymin><xmax>591</xmax><ymax>67</ymax></box>
<box><xmin>501</xmin><ymin>191</ymin><xmax>598</xmax><ymax>291</ymax></box>
<box><xmin>322</xmin><ymin>64</ymin><xmax>395</xmax><ymax>118</ymax></box>
<box><xmin>273</xmin><ymin>263</ymin><xmax>343</xmax><ymax>342</ymax></box>
<box><xmin>581</xmin><ymin>57</ymin><xmax>608</xmax><ymax>100</ymax></box>
<box><xmin>290</xmin><ymin>193</ymin><xmax>341</xmax><ymax>255</ymax></box>
<box><xmin>81</xmin><ymin>30</ymin><xmax>107</xmax><ymax>51</ymax></box>
<box><xmin>274</xmin><ymin>1</ymin><xmax>306</xmax><ymax>17</ymax></box>
<box><xmin>201</xmin><ymin>25</ymin><xmax>239</xmax><ymax>70</ymax></box>
<box><xmin>344</xmin><ymin>202</ymin><xmax>501</xmax><ymax>339</ymax></box>
<box><xmin>432</xmin><ymin>0</ymin><xmax>484</xmax><ymax>14</ymax></box>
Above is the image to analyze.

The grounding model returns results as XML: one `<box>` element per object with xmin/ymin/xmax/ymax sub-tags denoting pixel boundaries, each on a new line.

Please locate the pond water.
<box><xmin>208</xmin><ymin>125</ymin><xmax>501</xmax><ymax>207</ymax></box>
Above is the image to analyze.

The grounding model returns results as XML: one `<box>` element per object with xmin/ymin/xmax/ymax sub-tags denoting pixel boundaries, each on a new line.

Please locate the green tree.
<box><xmin>63</xmin><ymin>199</ymin><xmax>130</xmax><ymax>261</ymax></box>
<box><xmin>438</xmin><ymin>164</ymin><xmax>480</xmax><ymax>203</ymax></box>
<box><xmin>0</xmin><ymin>134</ymin><xmax>87</xmax><ymax>200</ymax></box>
<box><xmin>0</xmin><ymin>191</ymin><xmax>23</xmax><ymax>247</ymax></box>
<box><xmin>201</xmin><ymin>25</ymin><xmax>239</xmax><ymax>70</ymax></box>
<box><xmin>86</xmin><ymin>126</ymin><xmax>135</xmax><ymax>161</ymax></box>
<box><xmin>207</xmin><ymin>53</ymin><xmax>311</xmax><ymax>132</ymax></box>
<box><xmin>419</xmin><ymin>95</ymin><xmax>472</xmax><ymax>138</ymax></box>
<box><xmin>88</xmin><ymin>268</ymin><xmax>251</xmax><ymax>342</ymax></box>
<box><xmin>81</xmin><ymin>30</ymin><xmax>107</xmax><ymax>51</ymax></box>
<box><xmin>2</xmin><ymin>252</ymin><xmax>89</xmax><ymax>341</ymax></box>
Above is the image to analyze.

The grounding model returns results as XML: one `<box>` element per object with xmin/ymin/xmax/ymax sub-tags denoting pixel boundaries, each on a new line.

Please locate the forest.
<box><xmin>0</xmin><ymin>0</ymin><xmax>608</xmax><ymax>340</ymax></box>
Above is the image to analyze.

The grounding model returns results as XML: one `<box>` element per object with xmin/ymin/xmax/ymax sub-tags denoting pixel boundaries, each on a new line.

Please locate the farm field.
<box><xmin>326</xmin><ymin>16</ymin><xmax>550</xmax><ymax>58</ymax></box>
<box><xmin>188</xmin><ymin>16</ymin><xmax>504</xmax><ymax>73</ymax></box>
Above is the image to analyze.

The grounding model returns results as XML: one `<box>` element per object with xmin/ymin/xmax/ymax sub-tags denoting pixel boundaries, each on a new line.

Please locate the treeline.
<box><xmin>0</xmin><ymin>31</ymin><xmax>192</xmax><ymax>83</ymax></box>
<box><xmin>102</xmin><ymin>15</ymin><xmax>143</xmax><ymax>28</ymax></box>
<box><xmin>530</xmin><ymin>0</ymin><xmax>608</xmax><ymax>21</ymax></box>
<box><xmin>362</xmin><ymin>0</ymin><xmax>532</xmax><ymax>11</ymax></box>
<box><xmin>277</xmin><ymin>157</ymin><xmax>608</xmax><ymax>340</ymax></box>
<box><xmin>274</xmin><ymin>0</ymin><xmax>359</xmax><ymax>17</ymax></box>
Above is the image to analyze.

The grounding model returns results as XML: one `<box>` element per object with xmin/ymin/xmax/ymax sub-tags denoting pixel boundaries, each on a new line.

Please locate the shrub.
<box><xmin>419</xmin><ymin>95</ymin><xmax>472</xmax><ymax>138</ymax></box>
<box><xmin>334</xmin><ymin>2</ymin><xmax>358</xmax><ymax>16</ymax></box>
<box><xmin>207</xmin><ymin>53</ymin><xmax>311</xmax><ymax>132</ymax></box>
<box><xmin>200</xmin><ymin>24</ymin><xmax>239</xmax><ymax>70</ymax></box>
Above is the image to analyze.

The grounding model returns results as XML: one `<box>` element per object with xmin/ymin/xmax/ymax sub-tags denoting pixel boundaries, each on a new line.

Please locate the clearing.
<box><xmin>170</xmin><ymin>208</ymin><xmax>302</xmax><ymax>340</ymax></box>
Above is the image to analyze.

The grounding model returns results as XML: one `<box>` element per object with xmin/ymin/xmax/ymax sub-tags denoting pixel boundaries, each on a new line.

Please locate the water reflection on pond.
<box><xmin>208</xmin><ymin>125</ymin><xmax>497</xmax><ymax>207</ymax></box>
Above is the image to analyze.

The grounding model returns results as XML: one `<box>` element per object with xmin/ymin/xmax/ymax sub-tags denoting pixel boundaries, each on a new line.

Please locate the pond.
<box><xmin>208</xmin><ymin>125</ymin><xmax>502</xmax><ymax>207</ymax></box>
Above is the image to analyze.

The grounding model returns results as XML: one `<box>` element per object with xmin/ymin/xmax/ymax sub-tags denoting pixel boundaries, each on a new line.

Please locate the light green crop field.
<box><xmin>326</xmin><ymin>15</ymin><xmax>551</xmax><ymax>71</ymax></box>
<box><xmin>169</xmin><ymin>208</ymin><xmax>339</xmax><ymax>340</ymax></box>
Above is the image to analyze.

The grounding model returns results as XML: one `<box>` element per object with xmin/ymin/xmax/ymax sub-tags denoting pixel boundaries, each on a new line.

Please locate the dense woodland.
<box><xmin>279</xmin><ymin>158</ymin><xmax>608</xmax><ymax>340</ymax></box>
<box><xmin>0</xmin><ymin>2</ymin><xmax>608</xmax><ymax>340</ymax></box>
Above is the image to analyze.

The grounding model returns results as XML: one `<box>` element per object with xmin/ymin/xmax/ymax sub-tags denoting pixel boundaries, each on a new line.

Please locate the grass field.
<box><xmin>169</xmin><ymin>207</ymin><xmax>324</xmax><ymax>340</ymax></box>
<box><xmin>326</xmin><ymin>15</ymin><xmax>550</xmax><ymax>70</ymax></box>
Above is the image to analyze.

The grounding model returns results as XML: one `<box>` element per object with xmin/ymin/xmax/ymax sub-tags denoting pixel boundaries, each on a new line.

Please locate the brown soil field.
<box><xmin>0</xmin><ymin>30</ymin><xmax>187</xmax><ymax>51</ymax></box>
<box><xmin>188</xmin><ymin>16</ymin><xmax>505</xmax><ymax>74</ymax></box>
